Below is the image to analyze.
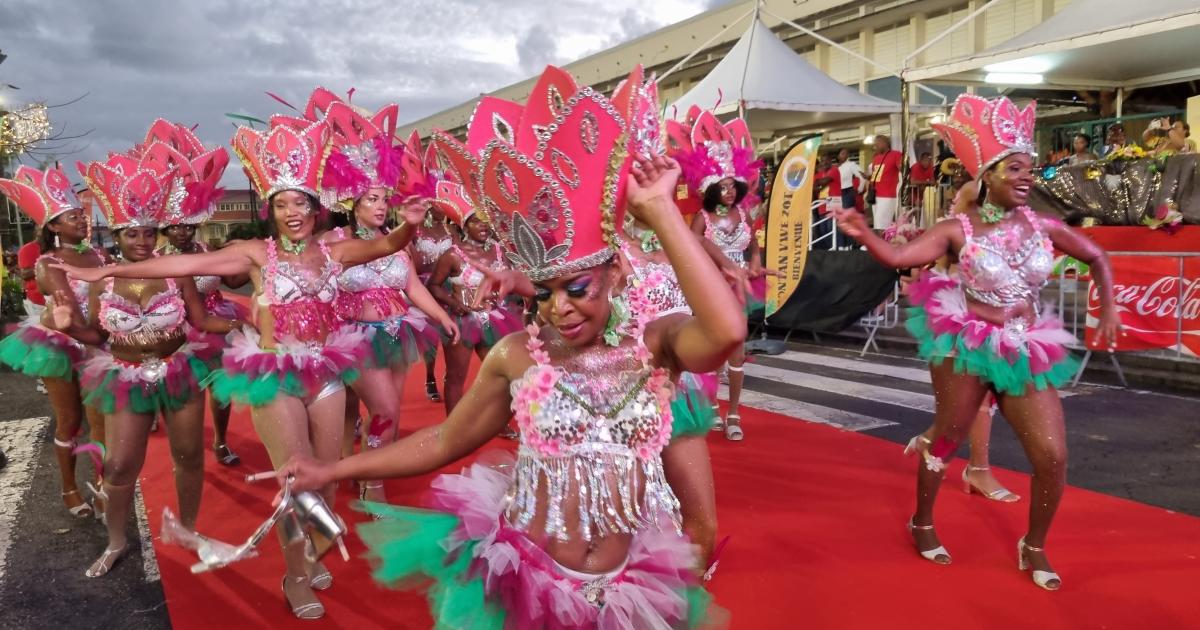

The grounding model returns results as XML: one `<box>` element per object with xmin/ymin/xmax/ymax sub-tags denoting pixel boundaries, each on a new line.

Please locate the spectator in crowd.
<box><xmin>909</xmin><ymin>152</ymin><xmax>936</xmax><ymax>206</ymax></box>
<box><xmin>811</xmin><ymin>153</ymin><xmax>840</xmax><ymax>249</ymax></box>
<box><xmin>1099</xmin><ymin>123</ymin><xmax>1126</xmax><ymax>157</ymax></box>
<box><xmin>16</xmin><ymin>239</ymin><xmax>43</xmax><ymax>316</ymax></box>
<box><xmin>1145</xmin><ymin>118</ymin><xmax>1192</xmax><ymax>157</ymax></box>
<box><xmin>836</xmin><ymin>148</ymin><xmax>866</xmax><ymax>211</ymax></box>
<box><xmin>867</xmin><ymin>135</ymin><xmax>903</xmax><ymax>231</ymax></box>
<box><xmin>1067</xmin><ymin>133</ymin><xmax>1097</xmax><ymax>165</ymax></box>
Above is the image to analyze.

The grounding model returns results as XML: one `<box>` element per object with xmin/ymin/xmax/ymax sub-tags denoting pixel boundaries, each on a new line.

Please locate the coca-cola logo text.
<box><xmin>1091</xmin><ymin>276</ymin><xmax>1200</xmax><ymax>321</ymax></box>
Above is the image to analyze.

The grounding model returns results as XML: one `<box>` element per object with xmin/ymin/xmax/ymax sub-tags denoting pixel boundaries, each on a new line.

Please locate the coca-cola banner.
<box><xmin>1086</xmin><ymin>256</ymin><xmax>1200</xmax><ymax>356</ymax></box>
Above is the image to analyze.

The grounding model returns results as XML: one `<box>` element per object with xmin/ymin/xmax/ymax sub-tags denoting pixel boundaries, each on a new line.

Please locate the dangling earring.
<box><xmin>54</xmin><ymin>234</ymin><xmax>61</xmax><ymax>249</ymax></box>
<box><xmin>603</xmin><ymin>292</ymin><xmax>630</xmax><ymax>347</ymax></box>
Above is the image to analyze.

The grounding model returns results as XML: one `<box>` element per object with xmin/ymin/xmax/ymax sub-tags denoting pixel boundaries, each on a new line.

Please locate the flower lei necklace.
<box><xmin>624</xmin><ymin>218</ymin><xmax>662</xmax><ymax>253</ymax></box>
<box><xmin>354</xmin><ymin>226</ymin><xmax>376</xmax><ymax>240</ymax></box>
<box><xmin>280</xmin><ymin>235</ymin><xmax>307</xmax><ymax>255</ymax></box>
<box><xmin>714</xmin><ymin>204</ymin><xmax>731</xmax><ymax>217</ymax></box>
<box><xmin>980</xmin><ymin>200</ymin><xmax>1008</xmax><ymax>224</ymax></box>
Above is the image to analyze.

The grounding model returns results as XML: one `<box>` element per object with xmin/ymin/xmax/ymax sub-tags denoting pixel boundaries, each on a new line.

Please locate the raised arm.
<box><xmin>53</xmin><ymin>240</ymin><xmax>261</xmax><ymax>284</ymax></box>
<box><xmin>632</xmin><ymin>155</ymin><xmax>745</xmax><ymax>375</ymax></box>
<box><xmin>37</xmin><ymin>260</ymin><xmax>105</xmax><ymax>345</ymax></box>
<box><xmin>1042</xmin><ymin>214</ymin><xmax>1122</xmax><ymax>348</ymax></box>
<box><xmin>834</xmin><ymin>206</ymin><xmax>958</xmax><ymax>270</ymax></box>
<box><xmin>329</xmin><ymin>200</ymin><xmax>425</xmax><ymax>267</ymax></box>
<box><xmin>280</xmin><ymin>333</ymin><xmax>521</xmax><ymax>489</ymax></box>
<box><xmin>178</xmin><ymin>276</ymin><xmax>241</xmax><ymax>335</ymax></box>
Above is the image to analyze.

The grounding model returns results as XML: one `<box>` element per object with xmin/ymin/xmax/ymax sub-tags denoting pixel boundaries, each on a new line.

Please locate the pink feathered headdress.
<box><xmin>667</xmin><ymin>106</ymin><xmax>762</xmax><ymax>207</ymax></box>
<box><xmin>930</xmin><ymin>94</ymin><xmax>1036</xmax><ymax>179</ymax></box>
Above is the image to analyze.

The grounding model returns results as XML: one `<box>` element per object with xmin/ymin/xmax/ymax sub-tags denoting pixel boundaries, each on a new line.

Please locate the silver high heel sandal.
<box><xmin>1018</xmin><ymin>537</ymin><xmax>1061</xmax><ymax>591</ymax></box>
<box><xmin>903</xmin><ymin>435</ymin><xmax>946</xmax><ymax>472</ymax></box>
<box><xmin>907</xmin><ymin>519</ymin><xmax>951</xmax><ymax>565</ymax></box>
<box><xmin>962</xmin><ymin>465</ymin><xmax>1020</xmax><ymax>502</ymax></box>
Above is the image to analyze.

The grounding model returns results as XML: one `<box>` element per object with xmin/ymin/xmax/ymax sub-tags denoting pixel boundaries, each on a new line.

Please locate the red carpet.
<box><xmin>136</xmin><ymin>361</ymin><xmax>1200</xmax><ymax>630</ymax></box>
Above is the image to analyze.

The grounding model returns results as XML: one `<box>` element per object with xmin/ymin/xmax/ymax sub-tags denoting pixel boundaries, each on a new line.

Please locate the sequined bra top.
<box><xmin>621</xmin><ymin>244</ymin><xmax>690</xmax><ymax>319</ymax></box>
<box><xmin>955</xmin><ymin>207</ymin><xmax>1054</xmax><ymax>308</ymax></box>
<box><xmin>331</xmin><ymin>229</ymin><xmax>412</xmax><ymax>320</ymax></box>
<box><xmin>414</xmin><ymin>235</ymin><xmax>452</xmax><ymax>269</ymax></box>
<box><xmin>158</xmin><ymin>242</ymin><xmax>223</xmax><ymax>300</ymax></box>
<box><xmin>100</xmin><ymin>278</ymin><xmax>186</xmax><ymax>346</ymax></box>
<box><xmin>507</xmin><ymin>330</ymin><xmax>680</xmax><ymax>542</ymax></box>
<box><xmin>260</xmin><ymin>238</ymin><xmax>341</xmax><ymax>342</ymax></box>
<box><xmin>40</xmin><ymin>252</ymin><xmax>99</xmax><ymax>320</ymax></box>
<box><xmin>703</xmin><ymin>207</ymin><xmax>752</xmax><ymax>266</ymax></box>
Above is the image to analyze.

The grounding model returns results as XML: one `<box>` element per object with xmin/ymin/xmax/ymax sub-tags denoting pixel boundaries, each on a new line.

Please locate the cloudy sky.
<box><xmin>1</xmin><ymin>0</ymin><xmax>726</xmax><ymax>186</ymax></box>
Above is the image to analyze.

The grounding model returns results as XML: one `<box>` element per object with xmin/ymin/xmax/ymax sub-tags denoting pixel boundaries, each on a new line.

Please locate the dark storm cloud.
<box><xmin>0</xmin><ymin>0</ymin><xmax>708</xmax><ymax>185</ymax></box>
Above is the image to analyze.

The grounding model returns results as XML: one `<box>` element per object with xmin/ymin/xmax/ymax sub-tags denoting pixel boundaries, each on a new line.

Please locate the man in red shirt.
<box><xmin>868</xmin><ymin>135</ymin><xmax>903</xmax><ymax>231</ymax></box>
<box><xmin>17</xmin><ymin>240</ymin><xmax>44</xmax><ymax>313</ymax></box>
<box><xmin>909</xmin><ymin>151</ymin><xmax>936</xmax><ymax>206</ymax></box>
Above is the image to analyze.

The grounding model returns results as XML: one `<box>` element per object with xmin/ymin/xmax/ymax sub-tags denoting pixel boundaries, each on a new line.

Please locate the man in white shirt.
<box><xmin>836</xmin><ymin>148</ymin><xmax>866</xmax><ymax>210</ymax></box>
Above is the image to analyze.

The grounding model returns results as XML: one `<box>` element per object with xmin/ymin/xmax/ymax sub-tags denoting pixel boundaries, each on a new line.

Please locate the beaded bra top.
<box><xmin>955</xmin><ymin>207</ymin><xmax>1054</xmax><ymax>308</ymax></box>
<box><xmin>329</xmin><ymin>228</ymin><xmax>411</xmax><ymax>320</ymax></box>
<box><xmin>100</xmin><ymin>277</ymin><xmax>185</xmax><ymax>346</ymax></box>
<box><xmin>507</xmin><ymin>327</ymin><xmax>679</xmax><ymax>542</ymax></box>
<box><xmin>260</xmin><ymin>238</ymin><xmax>341</xmax><ymax>341</ymax></box>
<box><xmin>702</xmin><ymin>207</ymin><xmax>752</xmax><ymax>266</ymax></box>
<box><xmin>157</xmin><ymin>242</ymin><xmax>222</xmax><ymax>296</ymax></box>
<box><xmin>621</xmin><ymin>243</ymin><xmax>690</xmax><ymax>319</ymax></box>
<box><xmin>39</xmin><ymin>252</ymin><xmax>97</xmax><ymax>320</ymax></box>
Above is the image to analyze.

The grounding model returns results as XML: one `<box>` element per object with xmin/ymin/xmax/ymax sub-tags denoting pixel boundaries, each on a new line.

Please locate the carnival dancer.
<box><xmin>315</xmin><ymin>93</ymin><xmax>457</xmax><ymax>505</ymax></box>
<box><xmin>57</xmin><ymin>112</ymin><xmax>426</xmax><ymax>617</ymax></box>
<box><xmin>0</xmin><ymin>165</ymin><xmax>107</xmax><ymax>519</ymax></box>
<box><xmin>402</xmin><ymin>130</ymin><xmax>456</xmax><ymax>402</ymax></box>
<box><xmin>425</xmin><ymin>168</ymin><xmax>523</xmax><ymax>414</ymax></box>
<box><xmin>834</xmin><ymin>95</ymin><xmax>1121</xmax><ymax>590</ymax></box>
<box><xmin>55</xmin><ymin>152</ymin><xmax>243</xmax><ymax>578</ymax></box>
<box><xmin>279</xmin><ymin>64</ymin><xmax>738</xmax><ymax>629</ymax></box>
<box><xmin>142</xmin><ymin>119</ymin><xmax>251</xmax><ymax>467</ymax></box>
<box><xmin>669</xmin><ymin>107</ymin><xmax>767</xmax><ymax>441</ymax></box>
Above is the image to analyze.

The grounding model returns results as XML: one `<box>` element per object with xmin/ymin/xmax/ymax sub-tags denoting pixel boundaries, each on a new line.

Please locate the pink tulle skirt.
<box><xmin>378</xmin><ymin>454</ymin><xmax>711</xmax><ymax>629</ymax></box>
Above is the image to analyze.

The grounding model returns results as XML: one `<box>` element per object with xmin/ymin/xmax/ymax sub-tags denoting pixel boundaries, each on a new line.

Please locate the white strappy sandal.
<box><xmin>907</xmin><ymin>519</ymin><xmax>952</xmax><ymax>565</ymax></box>
<box><xmin>1018</xmin><ymin>537</ymin><xmax>1062</xmax><ymax>591</ymax></box>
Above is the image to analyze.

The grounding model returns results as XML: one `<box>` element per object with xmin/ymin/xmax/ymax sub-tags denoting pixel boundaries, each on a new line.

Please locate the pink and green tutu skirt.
<box><xmin>671</xmin><ymin>372</ymin><xmax>718</xmax><ymax>439</ymax></box>
<box><xmin>0</xmin><ymin>320</ymin><xmax>86</xmax><ymax>380</ymax></box>
<box><xmin>453</xmin><ymin>305</ymin><xmax>524</xmax><ymax>350</ymax></box>
<box><xmin>202</xmin><ymin>326</ymin><xmax>367</xmax><ymax>408</ymax></box>
<box><xmin>80</xmin><ymin>340</ymin><xmax>216</xmax><ymax>415</ymax></box>
<box><xmin>355</xmin><ymin>311</ymin><xmax>442</xmax><ymax>370</ymax></box>
<box><xmin>905</xmin><ymin>271</ymin><xmax>1079</xmax><ymax>396</ymax></box>
<box><xmin>357</xmin><ymin>455</ymin><xmax>717</xmax><ymax>630</ymax></box>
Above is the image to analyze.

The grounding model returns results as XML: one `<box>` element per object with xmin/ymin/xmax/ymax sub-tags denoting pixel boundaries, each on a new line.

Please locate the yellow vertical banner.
<box><xmin>764</xmin><ymin>135</ymin><xmax>821</xmax><ymax>318</ymax></box>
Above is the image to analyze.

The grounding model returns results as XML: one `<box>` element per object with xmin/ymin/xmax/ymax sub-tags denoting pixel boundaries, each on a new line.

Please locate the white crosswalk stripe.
<box><xmin>719</xmin><ymin>348</ymin><xmax>1083</xmax><ymax>431</ymax></box>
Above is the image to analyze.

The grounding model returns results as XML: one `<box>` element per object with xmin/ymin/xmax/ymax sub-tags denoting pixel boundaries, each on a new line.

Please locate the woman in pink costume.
<box><xmin>315</xmin><ymin>91</ymin><xmax>457</xmax><ymax>505</ymax></box>
<box><xmin>0</xmin><ymin>166</ymin><xmax>107</xmax><ymax>519</ymax></box>
<box><xmin>142</xmin><ymin>120</ymin><xmax>251</xmax><ymax>467</ymax></box>
<box><xmin>59</xmin><ymin>151</ymin><xmax>242</xmax><ymax>577</ymax></box>
<box><xmin>58</xmin><ymin>111</ymin><xmax>425</xmax><ymax>617</ymax></box>
<box><xmin>280</xmin><ymin>66</ymin><xmax>737</xmax><ymax>628</ymax></box>
<box><xmin>669</xmin><ymin>107</ymin><xmax>767</xmax><ymax>441</ymax></box>
<box><xmin>835</xmin><ymin>95</ymin><xmax>1121</xmax><ymax>590</ymax></box>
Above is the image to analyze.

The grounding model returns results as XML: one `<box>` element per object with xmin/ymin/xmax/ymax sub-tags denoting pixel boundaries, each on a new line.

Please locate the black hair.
<box><xmin>264</xmin><ymin>191</ymin><xmax>323</xmax><ymax>239</ymax></box>
<box><xmin>702</xmin><ymin>180</ymin><xmax>748</xmax><ymax>212</ymax></box>
<box><xmin>919</xmin><ymin>151</ymin><xmax>932</xmax><ymax>160</ymax></box>
<box><xmin>1073</xmin><ymin>133</ymin><xmax>1092</xmax><ymax>146</ymax></box>
<box><xmin>36</xmin><ymin>221</ymin><xmax>57</xmax><ymax>252</ymax></box>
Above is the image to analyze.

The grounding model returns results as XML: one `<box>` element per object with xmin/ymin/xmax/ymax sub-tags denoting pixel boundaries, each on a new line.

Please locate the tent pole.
<box><xmin>656</xmin><ymin>5</ymin><xmax>758</xmax><ymax>86</ymax></box>
<box><xmin>1116</xmin><ymin>87</ymin><xmax>1124</xmax><ymax>118</ymax></box>
<box><xmin>900</xmin><ymin>79</ymin><xmax>911</xmax><ymax>222</ymax></box>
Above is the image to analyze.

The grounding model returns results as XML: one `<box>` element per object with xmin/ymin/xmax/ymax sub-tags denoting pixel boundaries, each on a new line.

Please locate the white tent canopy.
<box><xmin>906</xmin><ymin>0</ymin><xmax>1200</xmax><ymax>88</ymax></box>
<box><xmin>667</xmin><ymin>18</ymin><xmax>909</xmax><ymax>132</ymax></box>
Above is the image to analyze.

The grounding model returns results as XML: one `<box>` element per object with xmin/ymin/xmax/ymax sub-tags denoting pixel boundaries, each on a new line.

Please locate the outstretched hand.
<box><xmin>626</xmin><ymin>154</ymin><xmax>682</xmax><ymax>225</ymax></box>
<box><xmin>832</xmin><ymin>207</ymin><xmax>868</xmax><ymax>239</ymax></box>
<box><xmin>49</xmin><ymin>262</ymin><xmax>109</xmax><ymax>284</ymax></box>
<box><xmin>1092</xmin><ymin>310</ymin><xmax>1125</xmax><ymax>352</ymax></box>
<box><xmin>469</xmin><ymin>261</ymin><xmax>534</xmax><ymax>309</ymax></box>
<box><xmin>276</xmin><ymin>455</ymin><xmax>334</xmax><ymax>493</ymax></box>
<box><xmin>398</xmin><ymin>199</ymin><xmax>429</xmax><ymax>226</ymax></box>
<box><xmin>49</xmin><ymin>290</ymin><xmax>74</xmax><ymax>331</ymax></box>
